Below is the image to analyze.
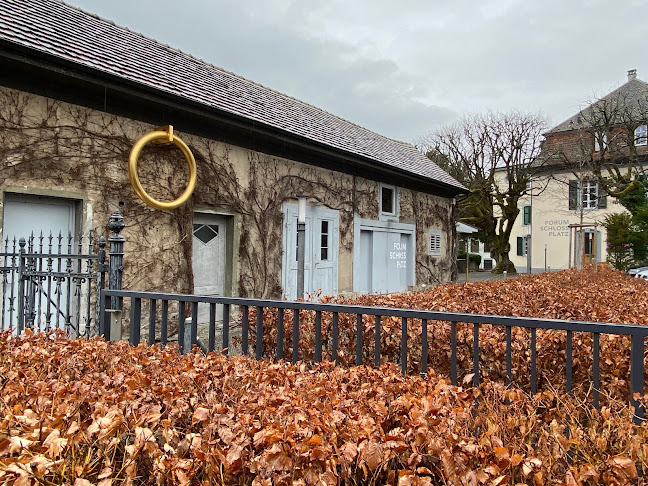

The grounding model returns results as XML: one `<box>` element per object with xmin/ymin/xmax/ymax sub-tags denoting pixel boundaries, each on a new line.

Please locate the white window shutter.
<box><xmin>428</xmin><ymin>229</ymin><xmax>442</xmax><ymax>256</ymax></box>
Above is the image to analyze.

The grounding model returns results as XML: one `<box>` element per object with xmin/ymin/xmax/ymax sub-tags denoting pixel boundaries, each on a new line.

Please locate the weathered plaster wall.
<box><xmin>0</xmin><ymin>86</ymin><xmax>455</xmax><ymax>297</ymax></box>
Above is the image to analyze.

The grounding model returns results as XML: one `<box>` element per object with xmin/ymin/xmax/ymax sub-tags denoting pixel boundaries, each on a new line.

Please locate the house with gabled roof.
<box><xmin>507</xmin><ymin>70</ymin><xmax>648</xmax><ymax>273</ymax></box>
<box><xmin>0</xmin><ymin>0</ymin><xmax>465</xmax><ymax>301</ymax></box>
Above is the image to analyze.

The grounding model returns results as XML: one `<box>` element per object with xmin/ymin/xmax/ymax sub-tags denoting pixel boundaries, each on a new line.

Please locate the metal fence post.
<box><xmin>630</xmin><ymin>334</ymin><xmax>645</xmax><ymax>424</ymax></box>
<box><xmin>16</xmin><ymin>238</ymin><xmax>26</xmax><ymax>334</ymax></box>
<box><xmin>108</xmin><ymin>210</ymin><xmax>125</xmax><ymax>311</ymax></box>
<box><xmin>97</xmin><ymin>236</ymin><xmax>107</xmax><ymax>337</ymax></box>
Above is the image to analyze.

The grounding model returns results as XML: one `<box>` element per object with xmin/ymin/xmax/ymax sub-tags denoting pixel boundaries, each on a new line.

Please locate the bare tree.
<box><xmin>422</xmin><ymin>111</ymin><xmax>548</xmax><ymax>273</ymax></box>
<box><xmin>545</xmin><ymin>87</ymin><xmax>648</xmax><ymax>201</ymax></box>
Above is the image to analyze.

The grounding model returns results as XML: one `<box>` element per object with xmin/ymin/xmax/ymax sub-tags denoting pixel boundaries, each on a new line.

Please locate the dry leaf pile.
<box><xmin>249</xmin><ymin>266</ymin><xmax>648</xmax><ymax>401</ymax></box>
<box><xmin>1</xmin><ymin>331</ymin><xmax>647</xmax><ymax>485</ymax></box>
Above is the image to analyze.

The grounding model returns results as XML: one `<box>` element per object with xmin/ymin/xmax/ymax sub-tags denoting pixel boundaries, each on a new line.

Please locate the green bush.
<box><xmin>458</xmin><ymin>250</ymin><xmax>482</xmax><ymax>265</ymax></box>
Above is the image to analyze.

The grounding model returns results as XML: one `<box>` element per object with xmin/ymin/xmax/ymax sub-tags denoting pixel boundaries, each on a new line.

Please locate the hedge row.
<box><xmin>1</xmin><ymin>331</ymin><xmax>646</xmax><ymax>485</ymax></box>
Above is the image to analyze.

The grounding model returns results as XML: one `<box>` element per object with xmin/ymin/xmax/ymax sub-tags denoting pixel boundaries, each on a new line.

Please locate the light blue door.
<box><xmin>354</xmin><ymin>218</ymin><xmax>415</xmax><ymax>294</ymax></box>
<box><xmin>282</xmin><ymin>203</ymin><xmax>339</xmax><ymax>299</ymax></box>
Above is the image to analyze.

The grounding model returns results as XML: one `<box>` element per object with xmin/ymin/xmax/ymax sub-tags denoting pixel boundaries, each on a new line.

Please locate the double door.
<box><xmin>282</xmin><ymin>203</ymin><xmax>339</xmax><ymax>300</ymax></box>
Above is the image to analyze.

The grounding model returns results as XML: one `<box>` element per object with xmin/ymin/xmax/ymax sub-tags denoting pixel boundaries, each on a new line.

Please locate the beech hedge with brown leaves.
<box><xmin>250</xmin><ymin>267</ymin><xmax>648</xmax><ymax>401</ymax></box>
<box><xmin>1</xmin><ymin>331</ymin><xmax>647</xmax><ymax>485</ymax></box>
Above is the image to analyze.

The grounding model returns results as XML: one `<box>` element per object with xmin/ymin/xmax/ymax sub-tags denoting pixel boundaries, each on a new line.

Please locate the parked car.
<box><xmin>627</xmin><ymin>266</ymin><xmax>648</xmax><ymax>279</ymax></box>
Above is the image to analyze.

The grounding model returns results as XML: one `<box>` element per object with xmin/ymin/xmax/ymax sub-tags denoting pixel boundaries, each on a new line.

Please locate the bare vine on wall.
<box><xmin>0</xmin><ymin>87</ymin><xmax>456</xmax><ymax>298</ymax></box>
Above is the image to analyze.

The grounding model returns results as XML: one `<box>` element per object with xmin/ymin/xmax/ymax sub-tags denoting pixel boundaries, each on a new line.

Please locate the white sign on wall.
<box><xmin>389</xmin><ymin>242</ymin><xmax>407</xmax><ymax>268</ymax></box>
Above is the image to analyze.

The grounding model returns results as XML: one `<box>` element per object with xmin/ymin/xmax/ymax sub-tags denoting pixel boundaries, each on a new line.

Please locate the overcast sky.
<box><xmin>67</xmin><ymin>0</ymin><xmax>648</xmax><ymax>143</ymax></box>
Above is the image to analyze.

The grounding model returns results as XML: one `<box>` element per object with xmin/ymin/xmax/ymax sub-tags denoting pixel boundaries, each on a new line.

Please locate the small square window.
<box><xmin>193</xmin><ymin>224</ymin><xmax>218</xmax><ymax>244</ymax></box>
<box><xmin>635</xmin><ymin>124</ymin><xmax>647</xmax><ymax>146</ymax></box>
<box><xmin>380</xmin><ymin>184</ymin><xmax>397</xmax><ymax>217</ymax></box>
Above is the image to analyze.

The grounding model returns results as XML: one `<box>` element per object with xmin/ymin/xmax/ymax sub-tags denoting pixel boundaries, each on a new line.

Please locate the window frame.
<box><xmin>580</xmin><ymin>181</ymin><xmax>599</xmax><ymax>210</ymax></box>
<box><xmin>635</xmin><ymin>124</ymin><xmax>647</xmax><ymax>146</ymax></box>
<box><xmin>319</xmin><ymin>219</ymin><xmax>331</xmax><ymax>262</ymax></box>
<box><xmin>379</xmin><ymin>183</ymin><xmax>398</xmax><ymax>219</ymax></box>
<box><xmin>594</xmin><ymin>132</ymin><xmax>608</xmax><ymax>152</ymax></box>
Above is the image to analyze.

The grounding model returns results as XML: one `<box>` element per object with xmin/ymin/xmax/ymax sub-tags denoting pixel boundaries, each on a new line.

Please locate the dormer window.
<box><xmin>635</xmin><ymin>124</ymin><xmax>647</xmax><ymax>146</ymax></box>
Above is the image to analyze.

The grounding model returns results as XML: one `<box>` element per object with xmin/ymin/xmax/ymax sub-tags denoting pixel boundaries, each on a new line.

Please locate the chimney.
<box><xmin>628</xmin><ymin>69</ymin><xmax>637</xmax><ymax>82</ymax></box>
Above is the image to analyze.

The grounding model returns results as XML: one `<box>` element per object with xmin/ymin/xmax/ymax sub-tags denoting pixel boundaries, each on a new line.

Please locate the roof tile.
<box><xmin>0</xmin><ymin>0</ymin><xmax>464</xmax><ymax>191</ymax></box>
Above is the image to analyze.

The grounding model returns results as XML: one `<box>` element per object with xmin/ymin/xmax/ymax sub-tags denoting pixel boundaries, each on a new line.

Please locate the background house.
<box><xmin>508</xmin><ymin>70</ymin><xmax>648</xmax><ymax>272</ymax></box>
<box><xmin>0</xmin><ymin>0</ymin><xmax>465</xmax><ymax>307</ymax></box>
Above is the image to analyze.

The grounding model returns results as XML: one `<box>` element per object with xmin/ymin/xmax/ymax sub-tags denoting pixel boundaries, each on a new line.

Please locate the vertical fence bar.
<box><xmin>148</xmin><ymin>299</ymin><xmax>156</xmax><ymax>346</ymax></box>
<box><xmin>332</xmin><ymin>312</ymin><xmax>339</xmax><ymax>364</ymax></box>
<box><xmin>222</xmin><ymin>304</ymin><xmax>230</xmax><ymax>355</ymax></box>
<box><xmin>566</xmin><ymin>330</ymin><xmax>573</xmax><ymax>394</ymax></box>
<box><xmin>98</xmin><ymin>289</ymin><xmax>106</xmax><ymax>339</ymax></box>
<box><xmin>129</xmin><ymin>297</ymin><xmax>141</xmax><ymax>345</ymax></box>
<box><xmin>315</xmin><ymin>311</ymin><xmax>322</xmax><ymax>362</ymax></box>
<box><xmin>208</xmin><ymin>303</ymin><xmax>216</xmax><ymax>352</ymax></box>
<box><xmin>374</xmin><ymin>315</ymin><xmax>381</xmax><ymax>368</ymax></box>
<box><xmin>16</xmin><ymin>238</ymin><xmax>25</xmax><ymax>334</ymax></box>
<box><xmin>401</xmin><ymin>317</ymin><xmax>407</xmax><ymax>375</ymax></box>
<box><xmin>161</xmin><ymin>300</ymin><xmax>168</xmax><ymax>345</ymax></box>
<box><xmin>421</xmin><ymin>319</ymin><xmax>428</xmax><ymax>376</ymax></box>
<box><xmin>241</xmin><ymin>305</ymin><xmax>249</xmax><ymax>356</ymax></box>
<box><xmin>55</xmin><ymin>234</ymin><xmax>62</xmax><ymax>329</ymax></box>
<box><xmin>276</xmin><ymin>308</ymin><xmax>284</xmax><ymax>360</ymax></box>
<box><xmin>178</xmin><ymin>301</ymin><xmax>185</xmax><ymax>353</ymax></box>
<box><xmin>451</xmin><ymin>321</ymin><xmax>457</xmax><ymax>386</ymax></box>
<box><xmin>190</xmin><ymin>301</ymin><xmax>198</xmax><ymax>351</ymax></box>
<box><xmin>530</xmin><ymin>328</ymin><xmax>537</xmax><ymax>395</ymax></box>
<box><xmin>64</xmin><ymin>238</ymin><xmax>73</xmax><ymax>333</ymax></box>
<box><xmin>97</xmin><ymin>236</ymin><xmax>110</xmax><ymax>335</ymax></box>
<box><xmin>292</xmin><ymin>308</ymin><xmax>299</xmax><ymax>364</ymax></box>
<box><xmin>506</xmin><ymin>326</ymin><xmax>512</xmax><ymax>387</ymax></box>
<box><xmin>630</xmin><ymin>334</ymin><xmax>645</xmax><ymax>424</ymax></box>
<box><xmin>356</xmin><ymin>314</ymin><xmax>363</xmax><ymax>366</ymax></box>
<box><xmin>255</xmin><ymin>306</ymin><xmax>263</xmax><ymax>360</ymax></box>
<box><xmin>592</xmin><ymin>332</ymin><xmax>600</xmax><ymax>410</ymax></box>
<box><xmin>472</xmin><ymin>322</ymin><xmax>479</xmax><ymax>387</ymax></box>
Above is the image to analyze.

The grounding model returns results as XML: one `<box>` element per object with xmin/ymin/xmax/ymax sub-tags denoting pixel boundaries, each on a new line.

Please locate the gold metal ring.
<box><xmin>128</xmin><ymin>125</ymin><xmax>196</xmax><ymax>210</ymax></box>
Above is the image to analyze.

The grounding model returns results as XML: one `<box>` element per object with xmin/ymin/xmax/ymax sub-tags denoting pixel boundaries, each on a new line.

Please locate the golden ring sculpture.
<box><xmin>128</xmin><ymin>125</ymin><xmax>196</xmax><ymax>210</ymax></box>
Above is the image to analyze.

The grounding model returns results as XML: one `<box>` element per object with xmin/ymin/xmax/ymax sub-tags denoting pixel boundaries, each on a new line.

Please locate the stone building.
<box><xmin>508</xmin><ymin>70</ymin><xmax>648</xmax><ymax>272</ymax></box>
<box><xmin>0</xmin><ymin>0</ymin><xmax>465</xmax><ymax>301</ymax></box>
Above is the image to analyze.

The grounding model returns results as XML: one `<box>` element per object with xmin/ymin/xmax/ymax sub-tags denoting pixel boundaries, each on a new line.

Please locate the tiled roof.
<box><xmin>547</xmin><ymin>77</ymin><xmax>648</xmax><ymax>134</ymax></box>
<box><xmin>0</xmin><ymin>0</ymin><xmax>465</xmax><ymax>192</ymax></box>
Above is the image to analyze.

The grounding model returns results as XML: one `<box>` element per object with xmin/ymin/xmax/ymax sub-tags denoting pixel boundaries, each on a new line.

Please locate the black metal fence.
<box><xmin>100</xmin><ymin>289</ymin><xmax>647</xmax><ymax>422</ymax></box>
<box><xmin>0</xmin><ymin>232</ymin><xmax>107</xmax><ymax>336</ymax></box>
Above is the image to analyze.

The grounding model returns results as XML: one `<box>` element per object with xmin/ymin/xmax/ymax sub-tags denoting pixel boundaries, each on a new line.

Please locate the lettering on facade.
<box><xmin>390</xmin><ymin>242</ymin><xmax>407</xmax><ymax>268</ymax></box>
<box><xmin>539</xmin><ymin>219</ymin><xmax>569</xmax><ymax>237</ymax></box>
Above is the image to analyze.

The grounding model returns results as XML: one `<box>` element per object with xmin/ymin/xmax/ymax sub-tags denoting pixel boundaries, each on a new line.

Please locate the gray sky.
<box><xmin>68</xmin><ymin>0</ymin><xmax>648</xmax><ymax>143</ymax></box>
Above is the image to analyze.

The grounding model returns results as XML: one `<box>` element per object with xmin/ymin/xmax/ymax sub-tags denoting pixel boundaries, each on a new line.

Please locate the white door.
<box><xmin>192</xmin><ymin>214</ymin><xmax>226</xmax><ymax>322</ymax></box>
<box><xmin>3</xmin><ymin>194</ymin><xmax>75</xmax><ymax>242</ymax></box>
<box><xmin>2</xmin><ymin>194</ymin><xmax>76</xmax><ymax>332</ymax></box>
<box><xmin>282</xmin><ymin>203</ymin><xmax>339</xmax><ymax>299</ymax></box>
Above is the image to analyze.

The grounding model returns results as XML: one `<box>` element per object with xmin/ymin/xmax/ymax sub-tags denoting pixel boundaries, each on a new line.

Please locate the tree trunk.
<box><xmin>491</xmin><ymin>228</ymin><xmax>517</xmax><ymax>274</ymax></box>
<box><xmin>493</xmin><ymin>252</ymin><xmax>516</xmax><ymax>274</ymax></box>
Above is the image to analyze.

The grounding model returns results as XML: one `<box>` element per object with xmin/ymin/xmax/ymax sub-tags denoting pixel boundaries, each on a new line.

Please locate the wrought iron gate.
<box><xmin>0</xmin><ymin>231</ymin><xmax>107</xmax><ymax>337</ymax></box>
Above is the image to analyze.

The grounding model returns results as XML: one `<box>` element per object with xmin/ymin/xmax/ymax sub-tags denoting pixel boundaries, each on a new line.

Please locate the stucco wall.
<box><xmin>509</xmin><ymin>172</ymin><xmax>627</xmax><ymax>272</ymax></box>
<box><xmin>0</xmin><ymin>86</ymin><xmax>455</xmax><ymax>297</ymax></box>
